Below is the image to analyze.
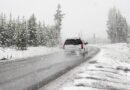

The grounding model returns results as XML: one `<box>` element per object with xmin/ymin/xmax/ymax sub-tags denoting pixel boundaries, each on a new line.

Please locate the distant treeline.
<box><xmin>107</xmin><ymin>7</ymin><xmax>130</xmax><ymax>43</ymax></box>
<box><xmin>0</xmin><ymin>4</ymin><xmax>64</xmax><ymax>50</ymax></box>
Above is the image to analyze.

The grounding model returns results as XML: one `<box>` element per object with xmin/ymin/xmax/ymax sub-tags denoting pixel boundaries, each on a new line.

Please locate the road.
<box><xmin>0</xmin><ymin>46</ymin><xmax>99</xmax><ymax>90</ymax></box>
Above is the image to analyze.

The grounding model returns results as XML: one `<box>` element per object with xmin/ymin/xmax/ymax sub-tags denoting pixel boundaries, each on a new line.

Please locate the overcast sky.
<box><xmin>0</xmin><ymin>0</ymin><xmax>130</xmax><ymax>40</ymax></box>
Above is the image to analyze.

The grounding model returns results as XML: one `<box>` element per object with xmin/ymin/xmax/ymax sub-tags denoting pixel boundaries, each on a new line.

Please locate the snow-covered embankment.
<box><xmin>0</xmin><ymin>46</ymin><xmax>61</xmax><ymax>62</ymax></box>
<box><xmin>59</xmin><ymin>43</ymin><xmax>130</xmax><ymax>90</ymax></box>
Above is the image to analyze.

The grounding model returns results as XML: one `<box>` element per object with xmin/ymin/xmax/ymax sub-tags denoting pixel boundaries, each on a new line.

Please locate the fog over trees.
<box><xmin>107</xmin><ymin>7</ymin><xmax>130</xmax><ymax>43</ymax></box>
<box><xmin>0</xmin><ymin>4</ymin><xmax>64</xmax><ymax>50</ymax></box>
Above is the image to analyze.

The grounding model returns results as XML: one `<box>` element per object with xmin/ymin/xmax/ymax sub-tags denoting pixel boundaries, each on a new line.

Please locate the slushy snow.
<box><xmin>44</xmin><ymin>43</ymin><xmax>130</xmax><ymax>90</ymax></box>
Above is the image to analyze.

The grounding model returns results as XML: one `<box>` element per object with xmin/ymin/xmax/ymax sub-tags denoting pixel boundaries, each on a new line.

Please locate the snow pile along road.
<box><xmin>0</xmin><ymin>46</ymin><xmax>61</xmax><ymax>62</ymax></box>
<box><xmin>60</xmin><ymin>43</ymin><xmax>130</xmax><ymax>90</ymax></box>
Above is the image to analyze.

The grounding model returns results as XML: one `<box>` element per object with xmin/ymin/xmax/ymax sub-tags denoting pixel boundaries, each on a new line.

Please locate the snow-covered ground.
<box><xmin>59</xmin><ymin>43</ymin><xmax>130</xmax><ymax>90</ymax></box>
<box><xmin>42</xmin><ymin>43</ymin><xmax>130</xmax><ymax>90</ymax></box>
<box><xmin>0</xmin><ymin>46</ymin><xmax>61</xmax><ymax>62</ymax></box>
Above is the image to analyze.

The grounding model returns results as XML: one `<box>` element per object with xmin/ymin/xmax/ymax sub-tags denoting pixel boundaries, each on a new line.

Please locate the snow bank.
<box><xmin>60</xmin><ymin>43</ymin><xmax>130</xmax><ymax>90</ymax></box>
<box><xmin>0</xmin><ymin>46</ymin><xmax>61</xmax><ymax>62</ymax></box>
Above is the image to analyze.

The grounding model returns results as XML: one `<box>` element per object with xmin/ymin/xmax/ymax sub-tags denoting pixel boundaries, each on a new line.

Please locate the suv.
<box><xmin>63</xmin><ymin>38</ymin><xmax>87</xmax><ymax>56</ymax></box>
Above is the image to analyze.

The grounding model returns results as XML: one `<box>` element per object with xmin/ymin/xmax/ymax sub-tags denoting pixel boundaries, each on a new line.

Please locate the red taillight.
<box><xmin>81</xmin><ymin>44</ymin><xmax>83</xmax><ymax>49</ymax></box>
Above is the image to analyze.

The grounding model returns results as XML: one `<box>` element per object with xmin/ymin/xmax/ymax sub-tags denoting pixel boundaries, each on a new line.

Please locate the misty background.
<box><xmin>0</xmin><ymin>0</ymin><xmax>130</xmax><ymax>41</ymax></box>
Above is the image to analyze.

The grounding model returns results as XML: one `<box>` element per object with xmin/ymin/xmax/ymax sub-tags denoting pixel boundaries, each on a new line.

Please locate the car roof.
<box><xmin>64</xmin><ymin>38</ymin><xmax>83</xmax><ymax>45</ymax></box>
<box><xmin>65</xmin><ymin>37</ymin><xmax>81</xmax><ymax>40</ymax></box>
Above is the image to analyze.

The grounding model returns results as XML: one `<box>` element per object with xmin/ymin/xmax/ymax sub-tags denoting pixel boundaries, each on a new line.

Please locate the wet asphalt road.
<box><xmin>0</xmin><ymin>46</ymin><xmax>99</xmax><ymax>90</ymax></box>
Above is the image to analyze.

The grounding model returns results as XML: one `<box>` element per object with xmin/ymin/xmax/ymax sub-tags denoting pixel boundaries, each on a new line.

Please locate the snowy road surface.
<box><xmin>44</xmin><ymin>43</ymin><xmax>130</xmax><ymax>90</ymax></box>
<box><xmin>0</xmin><ymin>46</ymin><xmax>99</xmax><ymax>90</ymax></box>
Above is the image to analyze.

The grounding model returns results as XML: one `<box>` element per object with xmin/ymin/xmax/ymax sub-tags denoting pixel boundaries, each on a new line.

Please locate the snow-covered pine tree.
<box><xmin>116</xmin><ymin>12</ymin><xmax>128</xmax><ymax>42</ymax></box>
<box><xmin>36</xmin><ymin>21</ymin><xmax>42</xmax><ymax>45</ymax></box>
<box><xmin>11</xmin><ymin>19</ymin><xmax>17</xmax><ymax>46</ymax></box>
<box><xmin>44</xmin><ymin>25</ymin><xmax>55</xmax><ymax>47</ymax></box>
<box><xmin>42</xmin><ymin>22</ymin><xmax>48</xmax><ymax>45</ymax></box>
<box><xmin>0</xmin><ymin>13</ymin><xmax>8</xmax><ymax>47</ymax></box>
<box><xmin>54</xmin><ymin>4</ymin><xmax>64</xmax><ymax>44</ymax></box>
<box><xmin>42</xmin><ymin>24</ymin><xmax>50</xmax><ymax>46</ymax></box>
<box><xmin>19</xmin><ymin>17</ymin><xmax>27</xmax><ymax>50</ymax></box>
<box><xmin>6</xmin><ymin>14</ymin><xmax>14</xmax><ymax>46</ymax></box>
<box><xmin>36</xmin><ymin>21</ymin><xmax>47</xmax><ymax>46</ymax></box>
<box><xmin>15</xmin><ymin>16</ymin><xmax>27</xmax><ymax>50</ymax></box>
<box><xmin>27</xmin><ymin>14</ymin><xmax>37</xmax><ymax>46</ymax></box>
<box><xmin>46</xmin><ymin>26</ymin><xmax>57</xmax><ymax>47</ymax></box>
<box><xmin>15</xmin><ymin>16</ymin><xmax>21</xmax><ymax>49</ymax></box>
<box><xmin>127</xmin><ymin>27</ymin><xmax>130</xmax><ymax>43</ymax></box>
<box><xmin>107</xmin><ymin>7</ymin><xmax>129</xmax><ymax>43</ymax></box>
<box><xmin>107</xmin><ymin>7</ymin><xmax>118</xmax><ymax>43</ymax></box>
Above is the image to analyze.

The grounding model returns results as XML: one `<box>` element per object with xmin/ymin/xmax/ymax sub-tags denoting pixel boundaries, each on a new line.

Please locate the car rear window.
<box><xmin>64</xmin><ymin>39</ymin><xmax>83</xmax><ymax>45</ymax></box>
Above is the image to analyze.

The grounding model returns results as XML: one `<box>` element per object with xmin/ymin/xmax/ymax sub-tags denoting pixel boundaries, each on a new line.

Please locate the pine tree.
<box><xmin>6</xmin><ymin>14</ymin><xmax>14</xmax><ymax>46</ymax></box>
<box><xmin>46</xmin><ymin>26</ymin><xmax>56</xmax><ymax>47</ymax></box>
<box><xmin>15</xmin><ymin>17</ymin><xmax>27</xmax><ymax>50</ymax></box>
<box><xmin>37</xmin><ymin>21</ymin><xmax>43</xmax><ymax>45</ymax></box>
<box><xmin>27</xmin><ymin>14</ymin><xmax>37</xmax><ymax>46</ymax></box>
<box><xmin>107</xmin><ymin>7</ymin><xmax>129</xmax><ymax>43</ymax></box>
<box><xmin>15</xmin><ymin>16</ymin><xmax>21</xmax><ymax>49</ymax></box>
<box><xmin>127</xmin><ymin>27</ymin><xmax>130</xmax><ymax>43</ymax></box>
<box><xmin>36</xmin><ymin>21</ymin><xmax>47</xmax><ymax>46</ymax></box>
<box><xmin>11</xmin><ymin>19</ymin><xmax>17</xmax><ymax>46</ymax></box>
<box><xmin>54</xmin><ymin>4</ymin><xmax>64</xmax><ymax>44</ymax></box>
<box><xmin>42</xmin><ymin>22</ymin><xmax>48</xmax><ymax>45</ymax></box>
<box><xmin>0</xmin><ymin>13</ymin><xmax>8</xmax><ymax>47</ymax></box>
<box><xmin>19</xmin><ymin>17</ymin><xmax>27</xmax><ymax>50</ymax></box>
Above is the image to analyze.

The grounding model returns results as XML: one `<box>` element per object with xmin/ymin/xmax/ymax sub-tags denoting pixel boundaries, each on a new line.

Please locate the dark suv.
<box><xmin>63</xmin><ymin>38</ymin><xmax>87</xmax><ymax>56</ymax></box>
